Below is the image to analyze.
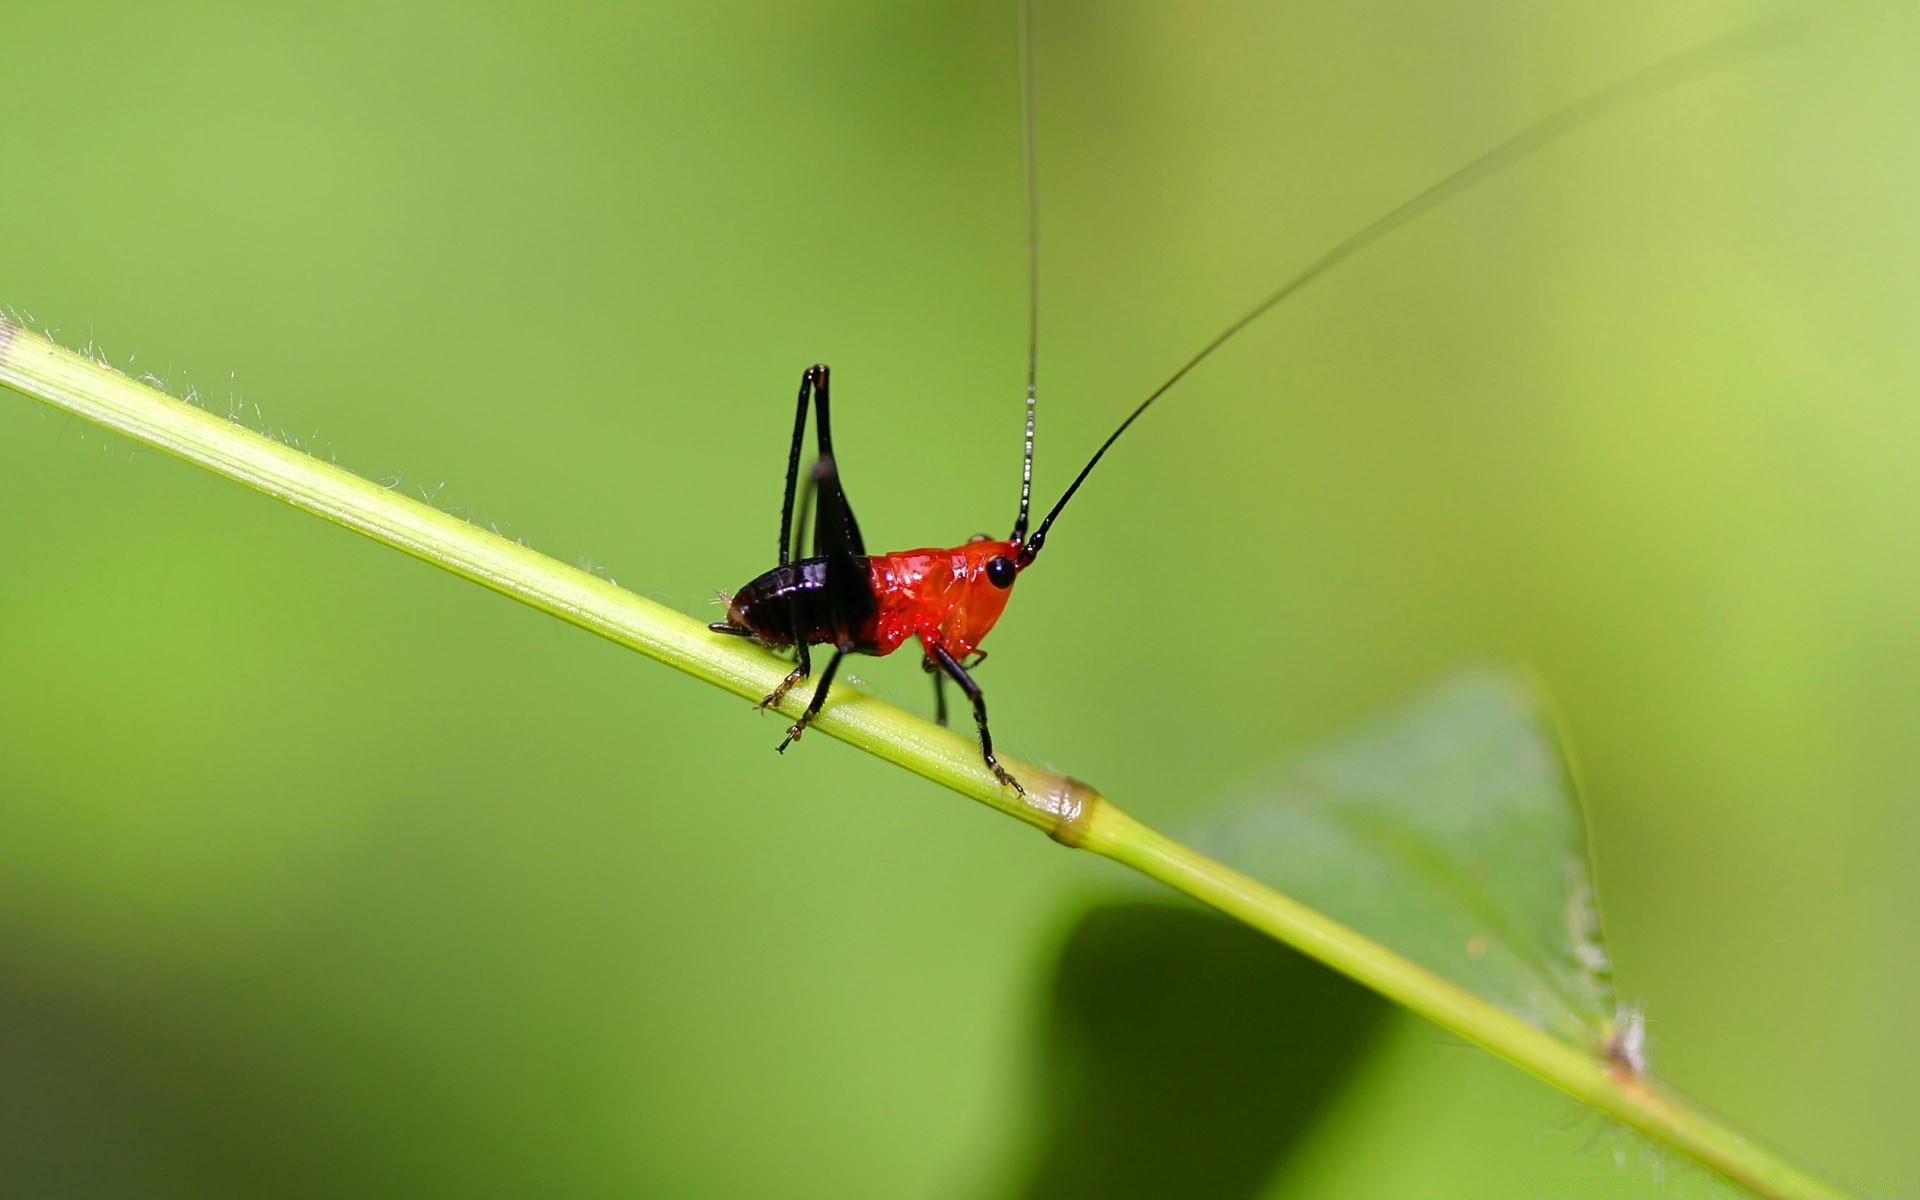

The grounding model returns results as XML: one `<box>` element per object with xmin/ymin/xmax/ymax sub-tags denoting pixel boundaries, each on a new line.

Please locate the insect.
<box><xmin>709</xmin><ymin>6</ymin><xmax>1761</xmax><ymax>795</ymax></box>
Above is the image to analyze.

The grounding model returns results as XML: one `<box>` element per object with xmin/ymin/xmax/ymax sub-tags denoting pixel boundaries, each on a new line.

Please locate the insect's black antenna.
<box><xmin>1019</xmin><ymin>26</ymin><xmax>1786</xmax><ymax>564</ymax></box>
<box><xmin>1009</xmin><ymin>0</ymin><xmax>1041</xmax><ymax>544</ymax></box>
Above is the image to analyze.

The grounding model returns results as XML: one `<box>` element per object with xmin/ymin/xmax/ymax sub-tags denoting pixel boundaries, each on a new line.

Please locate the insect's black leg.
<box><xmin>777</xmin><ymin>365</ymin><xmax>825</xmax><ymax>569</ymax></box>
<box><xmin>923</xmin><ymin>655</ymin><xmax>949</xmax><ymax>727</ymax></box>
<box><xmin>810</xmin><ymin>362</ymin><xmax>837</xmax><ymax>460</ymax></box>
<box><xmin>929</xmin><ymin>643</ymin><xmax>1023</xmax><ymax>795</ymax></box>
<box><xmin>778</xmin><ymin>647</ymin><xmax>846</xmax><ymax>752</ymax></box>
<box><xmin>807</xmin><ymin>365</ymin><xmax>867</xmax><ymax>559</ymax></box>
<box><xmin>790</xmin><ymin>454</ymin><xmax>837</xmax><ymax>571</ymax></box>
<box><xmin>767</xmin><ymin>450</ymin><xmax>841</xmax><ymax>706</ymax></box>
<box><xmin>758</xmin><ymin>365</ymin><xmax>870</xmax><ymax>723</ymax></box>
<box><xmin>801</xmin><ymin>432</ymin><xmax>878</xmax><ymax>655</ymax></box>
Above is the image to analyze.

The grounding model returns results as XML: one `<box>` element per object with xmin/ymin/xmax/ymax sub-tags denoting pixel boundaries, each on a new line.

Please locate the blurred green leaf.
<box><xmin>1015</xmin><ymin>905</ymin><xmax>1387</xmax><ymax>1200</ymax></box>
<box><xmin>1012</xmin><ymin>671</ymin><xmax>1625</xmax><ymax>1198</ymax></box>
<box><xmin>1181</xmin><ymin>669</ymin><xmax>1619</xmax><ymax>1050</ymax></box>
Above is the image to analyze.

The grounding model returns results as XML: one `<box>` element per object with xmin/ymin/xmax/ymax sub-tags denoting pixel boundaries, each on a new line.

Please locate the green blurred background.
<box><xmin>1</xmin><ymin>0</ymin><xmax>1913</xmax><ymax>1195</ymax></box>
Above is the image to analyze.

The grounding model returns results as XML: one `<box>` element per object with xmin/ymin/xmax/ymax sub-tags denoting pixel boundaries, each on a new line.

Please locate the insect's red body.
<box><xmin>864</xmin><ymin>539</ymin><xmax>1023</xmax><ymax>660</ymax></box>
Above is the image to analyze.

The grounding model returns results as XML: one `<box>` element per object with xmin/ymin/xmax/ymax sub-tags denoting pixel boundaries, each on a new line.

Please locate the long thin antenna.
<box><xmin>1019</xmin><ymin>25</ymin><xmax>1785</xmax><ymax>563</ymax></box>
<box><xmin>1009</xmin><ymin>0</ymin><xmax>1041</xmax><ymax>543</ymax></box>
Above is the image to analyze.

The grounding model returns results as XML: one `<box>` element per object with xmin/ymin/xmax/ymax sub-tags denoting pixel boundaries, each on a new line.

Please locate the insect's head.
<box><xmin>945</xmin><ymin>534</ymin><xmax>1027</xmax><ymax>650</ymax></box>
<box><xmin>965</xmin><ymin>533</ymin><xmax>1027</xmax><ymax>590</ymax></box>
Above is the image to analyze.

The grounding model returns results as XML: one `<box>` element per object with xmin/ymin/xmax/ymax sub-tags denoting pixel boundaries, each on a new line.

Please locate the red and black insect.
<box><xmin>707</xmin><ymin>359</ymin><xmax>1044</xmax><ymax>792</ymax></box>
<box><xmin>709</xmin><ymin>11</ymin><xmax>1752</xmax><ymax>794</ymax></box>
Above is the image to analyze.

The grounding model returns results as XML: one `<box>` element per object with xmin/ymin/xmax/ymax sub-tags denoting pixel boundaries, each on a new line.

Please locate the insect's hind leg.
<box><xmin>776</xmin><ymin>364</ymin><xmax>829</xmax><ymax>569</ymax></box>
<box><xmin>929</xmin><ymin>643</ymin><xmax>1023</xmax><ymax>795</ymax></box>
<box><xmin>760</xmin><ymin>448</ymin><xmax>838</xmax><ymax>713</ymax></box>
<box><xmin>758</xmin><ymin>453</ymin><xmax>843</xmax><ymax>714</ymax></box>
<box><xmin>759</xmin><ymin>638</ymin><xmax>811</xmax><ymax>712</ymax></box>
<box><xmin>777</xmin><ymin>647</ymin><xmax>847</xmax><ymax>752</ymax></box>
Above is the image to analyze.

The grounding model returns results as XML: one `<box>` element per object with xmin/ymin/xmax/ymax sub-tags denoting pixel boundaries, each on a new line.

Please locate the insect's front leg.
<box><xmin>929</xmin><ymin>643</ymin><xmax>1023</xmax><ymax>796</ymax></box>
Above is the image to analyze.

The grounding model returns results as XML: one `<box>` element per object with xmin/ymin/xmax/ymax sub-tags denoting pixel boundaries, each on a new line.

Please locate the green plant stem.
<box><xmin>0</xmin><ymin>318</ymin><xmax>1851</xmax><ymax>1200</ymax></box>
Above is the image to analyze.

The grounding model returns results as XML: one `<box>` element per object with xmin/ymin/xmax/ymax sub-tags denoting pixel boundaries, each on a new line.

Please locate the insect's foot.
<box><xmin>758</xmin><ymin>671</ymin><xmax>804</xmax><ymax>712</ymax></box>
<box><xmin>988</xmin><ymin>759</ymin><xmax>1026</xmax><ymax>797</ymax></box>
<box><xmin>777</xmin><ymin>723</ymin><xmax>806</xmax><ymax>752</ymax></box>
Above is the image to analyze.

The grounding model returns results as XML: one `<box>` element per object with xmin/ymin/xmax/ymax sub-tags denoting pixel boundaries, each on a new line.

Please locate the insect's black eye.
<box><xmin>986</xmin><ymin>556</ymin><xmax>1017</xmax><ymax>588</ymax></box>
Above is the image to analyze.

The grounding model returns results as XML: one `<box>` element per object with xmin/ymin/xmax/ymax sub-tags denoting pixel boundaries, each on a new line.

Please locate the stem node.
<box><xmin>1041</xmin><ymin>775</ymin><xmax>1101</xmax><ymax>848</ymax></box>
